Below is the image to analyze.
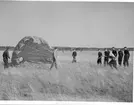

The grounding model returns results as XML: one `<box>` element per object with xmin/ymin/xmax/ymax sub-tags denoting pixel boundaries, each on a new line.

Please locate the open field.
<box><xmin>0</xmin><ymin>51</ymin><xmax>133</xmax><ymax>102</ymax></box>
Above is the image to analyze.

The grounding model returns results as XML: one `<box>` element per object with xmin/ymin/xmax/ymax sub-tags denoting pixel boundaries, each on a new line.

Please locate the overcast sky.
<box><xmin>0</xmin><ymin>1</ymin><xmax>134</xmax><ymax>47</ymax></box>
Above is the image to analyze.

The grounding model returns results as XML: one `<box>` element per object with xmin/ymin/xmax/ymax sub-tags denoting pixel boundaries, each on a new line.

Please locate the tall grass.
<box><xmin>0</xmin><ymin>60</ymin><xmax>133</xmax><ymax>101</ymax></box>
<box><xmin>0</xmin><ymin>51</ymin><xmax>133</xmax><ymax>101</ymax></box>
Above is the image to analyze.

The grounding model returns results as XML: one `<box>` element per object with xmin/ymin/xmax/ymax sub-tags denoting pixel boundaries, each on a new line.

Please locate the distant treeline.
<box><xmin>0</xmin><ymin>46</ymin><xmax>14</xmax><ymax>51</ymax></box>
<box><xmin>0</xmin><ymin>46</ymin><xmax>134</xmax><ymax>51</ymax></box>
<box><xmin>53</xmin><ymin>46</ymin><xmax>134</xmax><ymax>51</ymax></box>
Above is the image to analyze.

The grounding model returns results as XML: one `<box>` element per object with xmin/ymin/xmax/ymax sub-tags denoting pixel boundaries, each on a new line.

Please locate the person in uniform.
<box><xmin>104</xmin><ymin>48</ymin><xmax>110</xmax><ymax>66</ymax></box>
<box><xmin>111</xmin><ymin>47</ymin><xmax>117</xmax><ymax>66</ymax></box>
<box><xmin>118</xmin><ymin>48</ymin><xmax>123</xmax><ymax>66</ymax></box>
<box><xmin>3</xmin><ymin>47</ymin><xmax>10</xmax><ymax>69</ymax></box>
<box><xmin>97</xmin><ymin>49</ymin><xmax>102</xmax><ymax>65</ymax></box>
<box><xmin>123</xmin><ymin>47</ymin><xmax>130</xmax><ymax>67</ymax></box>
<box><xmin>72</xmin><ymin>49</ymin><xmax>77</xmax><ymax>63</ymax></box>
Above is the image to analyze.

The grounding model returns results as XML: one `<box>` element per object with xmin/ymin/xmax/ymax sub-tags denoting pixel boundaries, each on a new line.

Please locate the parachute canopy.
<box><xmin>11</xmin><ymin>36</ymin><xmax>53</xmax><ymax>65</ymax></box>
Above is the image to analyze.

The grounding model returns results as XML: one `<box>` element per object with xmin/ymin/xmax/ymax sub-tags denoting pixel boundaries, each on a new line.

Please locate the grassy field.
<box><xmin>0</xmin><ymin>51</ymin><xmax>133</xmax><ymax>102</ymax></box>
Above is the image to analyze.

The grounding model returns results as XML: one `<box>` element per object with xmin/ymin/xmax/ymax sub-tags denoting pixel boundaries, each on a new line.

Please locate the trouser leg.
<box><xmin>54</xmin><ymin>62</ymin><xmax>58</xmax><ymax>69</ymax></box>
<box><xmin>50</xmin><ymin>62</ymin><xmax>54</xmax><ymax>70</ymax></box>
<box><xmin>118</xmin><ymin>57</ymin><xmax>122</xmax><ymax>66</ymax></box>
<box><xmin>104</xmin><ymin>58</ymin><xmax>106</xmax><ymax>66</ymax></box>
<box><xmin>106</xmin><ymin>59</ymin><xmax>109</xmax><ymax>65</ymax></box>
<box><xmin>109</xmin><ymin>60</ymin><xmax>113</xmax><ymax>69</ymax></box>
<box><xmin>104</xmin><ymin>57</ymin><xmax>108</xmax><ymax>66</ymax></box>
<box><xmin>3</xmin><ymin>59</ymin><xmax>8</xmax><ymax>69</ymax></box>
<box><xmin>100</xmin><ymin>59</ymin><xmax>102</xmax><ymax>65</ymax></box>
<box><xmin>126</xmin><ymin>58</ymin><xmax>129</xmax><ymax>67</ymax></box>
<box><xmin>123</xmin><ymin>56</ymin><xmax>128</xmax><ymax>67</ymax></box>
<box><xmin>97</xmin><ymin>59</ymin><xmax>101</xmax><ymax>65</ymax></box>
<box><xmin>113</xmin><ymin>60</ymin><xmax>117</xmax><ymax>69</ymax></box>
<box><xmin>104</xmin><ymin>60</ymin><xmax>106</xmax><ymax>66</ymax></box>
<box><xmin>72</xmin><ymin>56</ymin><xmax>76</xmax><ymax>63</ymax></box>
<box><xmin>123</xmin><ymin>60</ymin><xmax>126</xmax><ymax>67</ymax></box>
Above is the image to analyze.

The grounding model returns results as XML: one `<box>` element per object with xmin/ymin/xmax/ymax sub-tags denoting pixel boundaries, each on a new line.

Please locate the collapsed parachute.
<box><xmin>11</xmin><ymin>36</ymin><xmax>53</xmax><ymax>65</ymax></box>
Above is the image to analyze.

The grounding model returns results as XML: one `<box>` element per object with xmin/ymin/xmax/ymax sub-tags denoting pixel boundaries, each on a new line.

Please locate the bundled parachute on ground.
<box><xmin>11</xmin><ymin>36</ymin><xmax>53</xmax><ymax>65</ymax></box>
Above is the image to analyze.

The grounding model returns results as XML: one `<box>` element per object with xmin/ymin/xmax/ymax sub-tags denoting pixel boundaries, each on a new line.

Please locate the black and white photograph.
<box><xmin>0</xmin><ymin>0</ymin><xmax>133</xmax><ymax>103</ymax></box>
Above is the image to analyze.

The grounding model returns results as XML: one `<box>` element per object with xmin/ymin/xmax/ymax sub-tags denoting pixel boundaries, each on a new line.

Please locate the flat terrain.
<box><xmin>0</xmin><ymin>51</ymin><xmax>133</xmax><ymax>102</ymax></box>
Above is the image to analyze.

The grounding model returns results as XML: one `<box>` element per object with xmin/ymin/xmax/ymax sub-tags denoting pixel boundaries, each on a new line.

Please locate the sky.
<box><xmin>0</xmin><ymin>1</ymin><xmax>134</xmax><ymax>48</ymax></box>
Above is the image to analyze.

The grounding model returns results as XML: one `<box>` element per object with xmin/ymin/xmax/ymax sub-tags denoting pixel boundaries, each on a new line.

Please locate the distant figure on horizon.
<box><xmin>50</xmin><ymin>48</ymin><xmax>58</xmax><ymax>70</ymax></box>
<box><xmin>123</xmin><ymin>47</ymin><xmax>130</xmax><ymax>67</ymax></box>
<box><xmin>118</xmin><ymin>48</ymin><xmax>123</xmax><ymax>66</ymax></box>
<box><xmin>2</xmin><ymin>47</ymin><xmax>10</xmax><ymax>69</ymax></box>
<box><xmin>104</xmin><ymin>48</ymin><xmax>110</xmax><ymax>66</ymax></box>
<box><xmin>97</xmin><ymin>49</ymin><xmax>102</xmax><ymax>65</ymax></box>
<box><xmin>72</xmin><ymin>49</ymin><xmax>77</xmax><ymax>63</ymax></box>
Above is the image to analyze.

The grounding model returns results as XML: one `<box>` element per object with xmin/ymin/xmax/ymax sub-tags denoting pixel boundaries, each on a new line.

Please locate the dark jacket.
<box><xmin>3</xmin><ymin>50</ymin><xmax>10</xmax><ymax>60</ymax></box>
<box><xmin>124</xmin><ymin>49</ymin><xmax>130</xmax><ymax>59</ymax></box>
<box><xmin>72</xmin><ymin>51</ymin><xmax>77</xmax><ymax>57</ymax></box>
<box><xmin>98</xmin><ymin>52</ymin><xmax>102</xmax><ymax>59</ymax></box>
<box><xmin>118</xmin><ymin>50</ymin><xmax>123</xmax><ymax>58</ymax></box>
<box><xmin>104</xmin><ymin>50</ymin><xmax>110</xmax><ymax>58</ymax></box>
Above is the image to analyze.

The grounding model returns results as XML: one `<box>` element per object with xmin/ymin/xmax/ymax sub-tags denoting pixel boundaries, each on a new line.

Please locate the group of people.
<box><xmin>2</xmin><ymin>46</ymin><xmax>130</xmax><ymax>70</ymax></box>
<box><xmin>97</xmin><ymin>47</ymin><xmax>130</xmax><ymax>69</ymax></box>
<box><xmin>50</xmin><ymin>47</ymin><xmax>130</xmax><ymax>70</ymax></box>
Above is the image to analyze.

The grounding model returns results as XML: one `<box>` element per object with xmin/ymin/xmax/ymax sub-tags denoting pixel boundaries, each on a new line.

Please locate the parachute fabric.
<box><xmin>11</xmin><ymin>36</ymin><xmax>53</xmax><ymax>65</ymax></box>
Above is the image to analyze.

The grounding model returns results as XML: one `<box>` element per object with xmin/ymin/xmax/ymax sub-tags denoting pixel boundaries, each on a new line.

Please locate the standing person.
<box><xmin>3</xmin><ymin>47</ymin><xmax>10</xmax><ymax>69</ymax></box>
<box><xmin>104</xmin><ymin>48</ymin><xmax>110</xmax><ymax>66</ymax></box>
<box><xmin>72</xmin><ymin>49</ymin><xmax>77</xmax><ymax>63</ymax></box>
<box><xmin>112</xmin><ymin>47</ymin><xmax>117</xmax><ymax>66</ymax></box>
<box><xmin>50</xmin><ymin>48</ymin><xmax>58</xmax><ymax>70</ymax></box>
<box><xmin>109</xmin><ymin>51</ymin><xmax>117</xmax><ymax>69</ymax></box>
<box><xmin>123</xmin><ymin>47</ymin><xmax>130</xmax><ymax>67</ymax></box>
<box><xmin>97</xmin><ymin>49</ymin><xmax>102</xmax><ymax>65</ymax></box>
<box><xmin>118</xmin><ymin>48</ymin><xmax>123</xmax><ymax>66</ymax></box>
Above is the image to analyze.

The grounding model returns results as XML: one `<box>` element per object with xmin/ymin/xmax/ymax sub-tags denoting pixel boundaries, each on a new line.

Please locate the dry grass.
<box><xmin>0</xmin><ymin>51</ymin><xmax>133</xmax><ymax>102</ymax></box>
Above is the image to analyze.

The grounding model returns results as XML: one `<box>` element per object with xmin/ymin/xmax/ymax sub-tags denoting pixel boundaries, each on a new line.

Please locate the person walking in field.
<box><xmin>123</xmin><ymin>47</ymin><xmax>130</xmax><ymax>67</ymax></box>
<box><xmin>97</xmin><ymin>49</ymin><xmax>102</xmax><ymax>65</ymax></box>
<box><xmin>2</xmin><ymin>47</ymin><xmax>10</xmax><ymax>69</ymax></box>
<box><xmin>118</xmin><ymin>48</ymin><xmax>123</xmax><ymax>66</ymax></box>
<box><xmin>50</xmin><ymin>48</ymin><xmax>58</xmax><ymax>70</ymax></box>
<box><xmin>72</xmin><ymin>49</ymin><xmax>77</xmax><ymax>63</ymax></box>
<box><xmin>104</xmin><ymin>48</ymin><xmax>110</xmax><ymax>66</ymax></box>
